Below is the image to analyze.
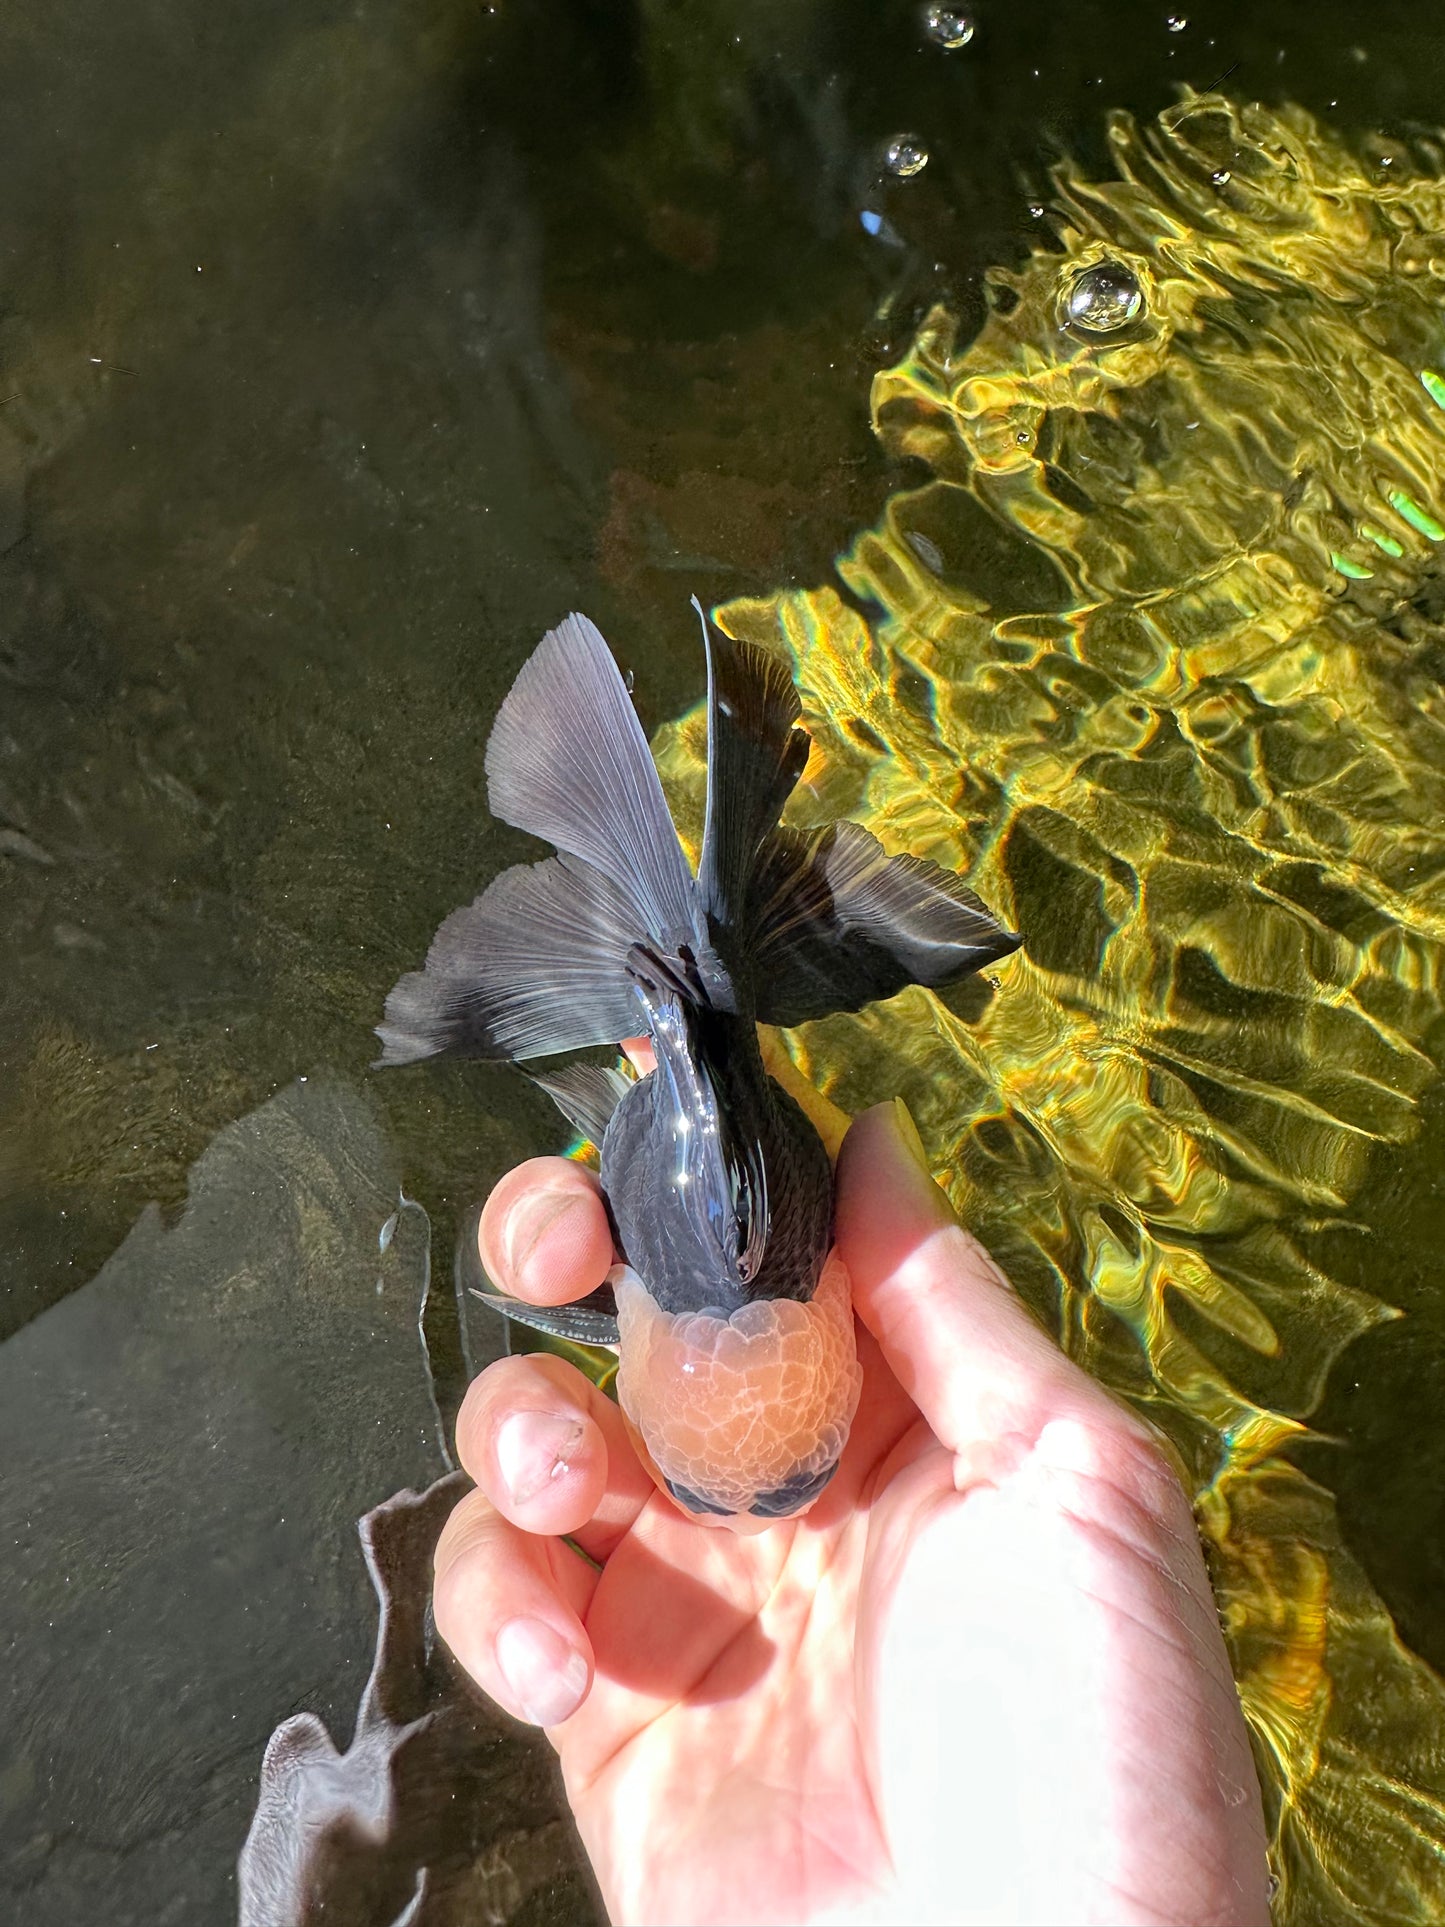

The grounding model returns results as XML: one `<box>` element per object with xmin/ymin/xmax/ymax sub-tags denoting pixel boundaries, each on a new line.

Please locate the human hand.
<box><xmin>433</xmin><ymin>1072</ymin><xmax>1271</xmax><ymax>1927</ymax></box>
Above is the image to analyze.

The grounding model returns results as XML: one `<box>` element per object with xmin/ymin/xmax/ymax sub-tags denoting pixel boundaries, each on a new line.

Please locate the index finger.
<box><xmin>836</xmin><ymin>1099</ymin><xmax>1155</xmax><ymax>1479</ymax></box>
<box><xmin>478</xmin><ymin>1157</ymin><xmax>615</xmax><ymax>1305</ymax></box>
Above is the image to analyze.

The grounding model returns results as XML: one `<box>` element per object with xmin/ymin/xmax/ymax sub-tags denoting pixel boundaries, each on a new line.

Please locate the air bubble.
<box><xmin>906</xmin><ymin>530</ymin><xmax>945</xmax><ymax>572</ymax></box>
<box><xmin>1028</xmin><ymin>203</ymin><xmax>1045</xmax><ymax>218</ymax></box>
<box><xmin>884</xmin><ymin>133</ymin><xmax>930</xmax><ymax>178</ymax></box>
<box><xmin>1166</xmin><ymin>13</ymin><xmax>1187</xmax><ymax>29</ymax></box>
<box><xmin>1062</xmin><ymin>260</ymin><xmax>1144</xmax><ymax>335</ymax></box>
<box><xmin>1212</xmin><ymin>168</ymin><xmax>1232</xmax><ymax>187</ymax></box>
<box><xmin>922</xmin><ymin>5</ymin><xmax>975</xmax><ymax>47</ymax></box>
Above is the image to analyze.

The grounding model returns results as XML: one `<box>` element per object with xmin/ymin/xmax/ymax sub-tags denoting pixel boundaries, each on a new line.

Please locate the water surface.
<box><xmin>3</xmin><ymin>2</ymin><xmax>1444</xmax><ymax>1921</ymax></box>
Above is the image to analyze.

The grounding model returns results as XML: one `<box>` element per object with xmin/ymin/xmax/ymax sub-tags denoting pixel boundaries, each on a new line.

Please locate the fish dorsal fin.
<box><xmin>748</xmin><ymin>820</ymin><xmax>1022</xmax><ymax>1027</ymax></box>
<box><xmin>696</xmin><ymin>603</ymin><xmax>811</xmax><ymax>935</ymax></box>
<box><xmin>486</xmin><ymin>613</ymin><xmax>698</xmax><ymax>946</ymax></box>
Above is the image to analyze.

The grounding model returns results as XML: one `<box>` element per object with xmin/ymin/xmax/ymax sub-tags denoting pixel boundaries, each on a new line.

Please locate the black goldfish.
<box><xmin>377</xmin><ymin>609</ymin><xmax>1018</xmax><ymax>1522</ymax></box>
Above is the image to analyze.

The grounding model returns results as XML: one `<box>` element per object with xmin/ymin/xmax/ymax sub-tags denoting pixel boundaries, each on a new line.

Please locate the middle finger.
<box><xmin>455</xmin><ymin>1351</ymin><xmax>656</xmax><ymax>1564</ymax></box>
<box><xmin>478</xmin><ymin>1156</ymin><xmax>615</xmax><ymax>1304</ymax></box>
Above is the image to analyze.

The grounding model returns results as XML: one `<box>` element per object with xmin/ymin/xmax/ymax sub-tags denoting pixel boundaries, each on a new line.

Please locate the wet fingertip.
<box><xmin>516</xmin><ymin>1194</ymin><xmax>615</xmax><ymax>1303</ymax></box>
<box><xmin>888</xmin><ymin>1096</ymin><xmax>931</xmax><ymax>1172</ymax></box>
<box><xmin>621</xmin><ymin>1035</ymin><xmax>656</xmax><ymax>1075</ymax></box>
<box><xmin>478</xmin><ymin>1161</ymin><xmax>604</xmax><ymax>1294</ymax></box>
<box><xmin>839</xmin><ymin>1099</ymin><xmax>957</xmax><ymax>1226</ymax></box>
<box><xmin>492</xmin><ymin>1407</ymin><xmax>603</xmax><ymax>1524</ymax></box>
<box><xmin>430</xmin><ymin>1519</ymin><xmax>593</xmax><ymax>1726</ymax></box>
<box><xmin>494</xmin><ymin>1615</ymin><xmax>592</xmax><ymax>1727</ymax></box>
<box><xmin>502</xmin><ymin>1187</ymin><xmax>582</xmax><ymax>1284</ymax></box>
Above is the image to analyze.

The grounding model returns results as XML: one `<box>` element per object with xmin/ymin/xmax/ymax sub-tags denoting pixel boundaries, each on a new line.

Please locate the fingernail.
<box><xmin>495</xmin><ymin>1616</ymin><xmax>589</xmax><ymax>1726</ymax></box>
<box><xmin>847</xmin><ymin>1098</ymin><xmax>955</xmax><ymax>1227</ymax></box>
<box><xmin>502</xmin><ymin>1189</ymin><xmax>578</xmax><ymax>1285</ymax></box>
<box><xmin>495</xmin><ymin>1410</ymin><xmax>585</xmax><ymax>1507</ymax></box>
<box><xmin>891</xmin><ymin>1096</ymin><xmax>932</xmax><ymax>1173</ymax></box>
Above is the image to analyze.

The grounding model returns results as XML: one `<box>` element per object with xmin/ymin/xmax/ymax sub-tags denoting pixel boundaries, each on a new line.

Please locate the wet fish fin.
<box><xmin>749</xmin><ymin>820</ymin><xmax>1022</xmax><ymax>1026</ymax></box>
<box><xmin>375</xmin><ymin>854</ymin><xmax>643</xmax><ymax>1065</ymax></box>
<box><xmin>471</xmin><ymin>1287</ymin><xmax>621</xmax><ymax>1349</ymax></box>
<box><xmin>697</xmin><ymin>604</ymin><xmax>811</xmax><ymax>930</ymax></box>
<box><xmin>485</xmin><ymin>612</ymin><xmax>697</xmax><ymax>944</ymax></box>
<box><xmin>530</xmin><ymin>1062</ymin><xmax>634</xmax><ymax>1146</ymax></box>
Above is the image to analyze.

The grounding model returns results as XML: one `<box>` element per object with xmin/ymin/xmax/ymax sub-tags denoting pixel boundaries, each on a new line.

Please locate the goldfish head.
<box><xmin>612</xmin><ymin>1251</ymin><xmax>863</xmax><ymax>1530</ymax></box>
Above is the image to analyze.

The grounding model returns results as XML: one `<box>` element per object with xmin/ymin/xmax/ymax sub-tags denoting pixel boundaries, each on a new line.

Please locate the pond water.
<box><xmin>2</xmin><ymin>2</ymin><xmax>1444</xmax><ymax>1922</ymax></box>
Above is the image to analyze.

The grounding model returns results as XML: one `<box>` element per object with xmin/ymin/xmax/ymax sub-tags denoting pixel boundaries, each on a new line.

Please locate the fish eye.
<box><xmin>1060</xmin><ymin>260</ymin><xmax>1145</xmax><ymax>337</ymax></box>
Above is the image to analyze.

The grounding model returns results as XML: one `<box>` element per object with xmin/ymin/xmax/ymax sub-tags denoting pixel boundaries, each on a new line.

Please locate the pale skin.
<box><xmin>434</xmin><ymin>1049</ymin><xmax>1272</xmax><ymax>1927</ymax></box>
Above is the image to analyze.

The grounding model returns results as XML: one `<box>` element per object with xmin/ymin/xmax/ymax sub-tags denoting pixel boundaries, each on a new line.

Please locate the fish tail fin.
<box><xmin>748</xmin><ymin>820</ymin><xmax>1022</xmax><ymax>1027</ymax></box>
<box><xmin>690</xmin><ymin>599</ymin><xmax>1019</xmax><ymax>1020</ymax></box>
<box><xmin>696</xmin><ymin>599</ymin><xmax>811</xmax><ymax>936</ymax></box>
<box><xmin>485</xmin><ymin>612</ymin><xmax>697</xmax><ymax>947</ymax></box>
<box><xmin>378</xmin><ymin>612</ymin><xmax>703</xmax><ymax>1068</ymax></box>
<box><xmin>374</xmin><ymin>853</ymin><xmax>645</xmax><ymax>1065</ymax></box>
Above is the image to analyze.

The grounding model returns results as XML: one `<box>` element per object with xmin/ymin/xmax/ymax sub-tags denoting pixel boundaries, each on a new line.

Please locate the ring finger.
<box><xmin>434</xmin><ymin>1486</ymin><xmax>598</xmax><ymax>1729</ymax></box>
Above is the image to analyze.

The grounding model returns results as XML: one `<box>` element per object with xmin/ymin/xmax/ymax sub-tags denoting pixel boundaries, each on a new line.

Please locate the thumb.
<box><xmin>836</xmin><ymin>1099</ymin><xmax>1140</xmax><ymax>1478</ymax></box>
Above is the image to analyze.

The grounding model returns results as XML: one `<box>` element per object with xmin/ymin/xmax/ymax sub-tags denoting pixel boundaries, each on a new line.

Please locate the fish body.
<box><xmin>378</xmin><ymin>607</ymin><xmax>1019</xmax><ymax>1521</ymax></box>
<box><xmin>602</xmin><ymin>995</ymin><xmax>831</xmax><ymax>1316</ymax></box>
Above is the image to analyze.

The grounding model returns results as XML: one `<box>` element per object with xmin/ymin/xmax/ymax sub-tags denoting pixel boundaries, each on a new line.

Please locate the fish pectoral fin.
<box><xmin>748</xmin><ymin>820</ymin><xmax>1022</xmax><ymax>1026</ymax></box>
<box><xmin>470</xmin><ymin>1288</ymin><xmax>621</xmax><ymax>1349</ymax></box>
<box><xmin>529</xmin><ymin>1061</ymin><xmax>635</xmax><ymax>1145</ymax></box>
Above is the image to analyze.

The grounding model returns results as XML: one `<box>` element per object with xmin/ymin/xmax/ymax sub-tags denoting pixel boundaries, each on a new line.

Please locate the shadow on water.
<box><xmin>3</xmin><ymin>1</ymin><xmax>1445</xmax><ymax>1921</ymax></box>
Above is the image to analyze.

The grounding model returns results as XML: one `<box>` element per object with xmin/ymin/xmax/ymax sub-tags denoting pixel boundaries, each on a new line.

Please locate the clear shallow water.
<box><xmin>3</xmin><ymin>3</ymin><xmax>1444</xmax><ymax>1921</ymax></box>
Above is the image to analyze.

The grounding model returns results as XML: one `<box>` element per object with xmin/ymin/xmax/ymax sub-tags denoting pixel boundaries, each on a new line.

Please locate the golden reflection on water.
<box><xmin>654</xmin><ymin>92</ymin><xmax>1445</xmax><ymax>1922</ymax></box>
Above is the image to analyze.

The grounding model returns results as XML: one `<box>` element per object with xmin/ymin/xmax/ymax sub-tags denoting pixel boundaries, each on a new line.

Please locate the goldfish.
<box><xmin>377</xmin><ymin>608</ymin><xmax>1018</xmax><ymax>1523</ymax></box>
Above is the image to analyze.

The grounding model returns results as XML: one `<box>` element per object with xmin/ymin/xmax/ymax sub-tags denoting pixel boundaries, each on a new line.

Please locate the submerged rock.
<box><xmin>0</xmin><ymin>1078</ymin><xmax>582</xmax><ymax>1926</ymax></box>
